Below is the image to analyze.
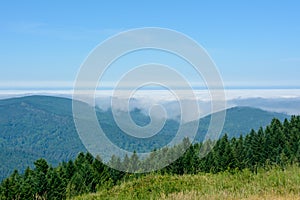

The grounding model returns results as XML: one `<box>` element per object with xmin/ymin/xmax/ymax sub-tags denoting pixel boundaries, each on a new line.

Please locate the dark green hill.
<box><xmin>194</xmin><ymin>106</ymin><xmax>289</xmax><ymax>142</ymax></box>
<box><xmin>0</xmin><ymin>95</ymin><xmax>290</xmax><ymax>180</ymax></box>
<box><xmin>0</xmin><ymin>96</ymin><xmax>86</xmax><ymax>180</ymax></box>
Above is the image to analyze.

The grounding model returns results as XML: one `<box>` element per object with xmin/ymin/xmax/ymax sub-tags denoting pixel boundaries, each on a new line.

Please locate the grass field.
<box><xmin>72</xmin><ymin>165</ymin><xmax>300</xmax><ymax>200</ymax></box>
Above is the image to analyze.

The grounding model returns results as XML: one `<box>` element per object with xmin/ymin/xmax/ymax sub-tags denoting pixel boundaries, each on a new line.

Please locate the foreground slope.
<box><xmin>73</xmin><ymin>165</ymin><xmax>300</xmax><ymax>200</ymax></box>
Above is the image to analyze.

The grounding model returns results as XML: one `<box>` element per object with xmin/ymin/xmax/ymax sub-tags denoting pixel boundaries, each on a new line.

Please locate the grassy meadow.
<box><xmin>73</xmin><ymin>165</ymin><xmax>300</xmax><ymax>200</ymax></box>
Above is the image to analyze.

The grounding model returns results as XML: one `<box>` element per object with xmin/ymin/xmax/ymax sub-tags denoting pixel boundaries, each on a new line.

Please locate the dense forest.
<box><xmin>1</xmin><ymin>116</ymin><xmax>300</xmax><ymax>199</ymax></box>
<box><xmin>0</xmin><ymin>95</ymin><xmax>289</xmax><ymax>180</ymax></box>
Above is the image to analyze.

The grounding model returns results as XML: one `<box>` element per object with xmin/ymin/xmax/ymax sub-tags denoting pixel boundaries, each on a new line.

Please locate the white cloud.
<box><xmin>1</xmin><ymin>89</ymin><xmax>300</xmax><ymax>120</ymax></box>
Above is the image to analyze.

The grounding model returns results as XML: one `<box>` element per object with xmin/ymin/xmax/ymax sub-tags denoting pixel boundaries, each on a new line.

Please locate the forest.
<box><xmin>1</xmin><ymin>116</ymin><xmax>300</xmax><ymax>199</ymax></box>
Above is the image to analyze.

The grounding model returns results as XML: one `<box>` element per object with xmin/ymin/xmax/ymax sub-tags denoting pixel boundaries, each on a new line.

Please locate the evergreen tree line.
<box><xmin>1</xmin><ymin>116</ymin><xmax>300</xmax><ymax>199</ymax></box>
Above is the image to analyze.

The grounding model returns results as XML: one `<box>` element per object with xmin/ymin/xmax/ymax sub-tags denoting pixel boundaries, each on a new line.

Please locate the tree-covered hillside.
<box><xmin>1</xmin><ymin>115</ymin><xmax>300</xmax><ymax>199</ymax></box>
<box><xmin>0</xmin><ymin>96</ymin><xmax>87</xmax><ymax>180</ymax></box>
<box><xmin>0</xmin><ymin>95</ymin><xmax>289</xmax><ymax>180</ymax></box>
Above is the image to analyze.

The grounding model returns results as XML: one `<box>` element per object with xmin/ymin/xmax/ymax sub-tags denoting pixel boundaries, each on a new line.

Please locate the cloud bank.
<box><xmin>1</xmin><ymin>89</ymin><xmax>300</xmax><ymax>122</ymax></box>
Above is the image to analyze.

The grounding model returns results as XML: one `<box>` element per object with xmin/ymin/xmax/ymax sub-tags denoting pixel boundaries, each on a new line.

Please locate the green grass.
<box><xmin>72</xmin><ymin>165</ymin><xmax>300</xmax><ymax>200</ymax></box>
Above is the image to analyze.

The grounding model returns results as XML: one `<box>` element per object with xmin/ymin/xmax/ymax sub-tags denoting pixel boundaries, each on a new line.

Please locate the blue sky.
<box><xmin>0</xmin><ymin>0</ymin><xmax>299</xmax><ymax>89</ymax></box>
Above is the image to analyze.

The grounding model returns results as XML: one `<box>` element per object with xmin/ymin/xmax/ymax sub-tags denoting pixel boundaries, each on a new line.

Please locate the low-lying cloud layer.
<box><xmin>1</xmin><ymin>89</ymin><xmax>300</xmax><ymax>122</ymax></box>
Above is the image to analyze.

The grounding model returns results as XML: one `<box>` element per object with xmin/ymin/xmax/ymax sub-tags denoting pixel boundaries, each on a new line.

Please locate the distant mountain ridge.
<box><xmin>0</xmin><ymin>95</ymin><xmax>290</xmax><ymax>180</ymax></box>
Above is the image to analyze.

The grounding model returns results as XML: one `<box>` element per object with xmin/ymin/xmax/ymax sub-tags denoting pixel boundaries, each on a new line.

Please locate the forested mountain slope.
<box><xmin>0</xmin><ymin>95</ymin><xmax>289</xmax><ymax>180</ymax></box>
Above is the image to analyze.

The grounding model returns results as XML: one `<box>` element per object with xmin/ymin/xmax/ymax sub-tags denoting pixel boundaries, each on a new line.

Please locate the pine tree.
<box><xmin>122</xmin><ymin>154</ymin><xmax>130</xmax><ymax>172</ymax></box>
<box><xmin>213</xmin><ymin>134</ymin><xmax>234</xmax><ymax>172</ymax></box>
<box><xmin>232</xmin><ymin>135</ymin><xmax>245</xmax><ymax>170</ymax></box>
<box><xmin>47</xmin><ymin>168</ymin><xmax>65</xmax><ymax>199</ymax></box>
<box><xmin>129</xmin><ymin>151</ymin><xmax>140</xmax><ymax>172</ymax></box>
<box><xmin>21</xmin><ymin>167</ymin><xmax>35</xmax><ymax>199</ymax></box>
<box><xmin>34</xmin><ymin>159</ymin><xmax>49</xmax><ymax>198</ymax></box>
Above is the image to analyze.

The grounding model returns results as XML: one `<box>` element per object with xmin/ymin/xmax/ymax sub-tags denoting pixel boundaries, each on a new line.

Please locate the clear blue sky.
<box><xmin>0</xmin><ymin>0</ymin><xmax>299</xmax><ymax>89</ymax></box>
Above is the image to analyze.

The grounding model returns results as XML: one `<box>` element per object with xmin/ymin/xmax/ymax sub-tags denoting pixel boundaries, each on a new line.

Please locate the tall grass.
<box><xmin>73</xmin><ymin>165</ymin><xmax>300</xmax><ymax>200</ymax></box>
